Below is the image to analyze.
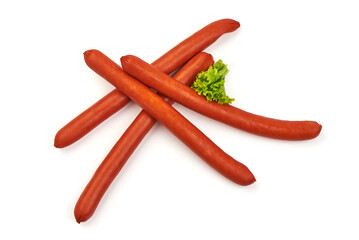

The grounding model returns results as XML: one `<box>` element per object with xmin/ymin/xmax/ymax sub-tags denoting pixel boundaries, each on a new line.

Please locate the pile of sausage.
<box><xmin>55</xmin><ymin>19</ymin><xmax>322</xmax><ymax>223</ymax></box>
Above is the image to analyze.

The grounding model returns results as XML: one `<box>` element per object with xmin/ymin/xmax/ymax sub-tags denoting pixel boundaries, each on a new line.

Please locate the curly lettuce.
<box><xmin>191</xmin><ymin>60</ymin><xmax>234</xmax><ymax>104</ymax></box>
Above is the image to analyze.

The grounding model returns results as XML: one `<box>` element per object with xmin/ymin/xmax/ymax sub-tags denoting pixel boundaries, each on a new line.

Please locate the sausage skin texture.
<box><xmin>54</xmin><ymin>19</ymin><xmax>240</xmax><ymax>148</ymax></box>
<box><xmin>74</xmin><ymin>52</ymin><xmax>215</xmax><ymax>223</ymax></box>
<box><xmin>121</xmin><ymin>55</ymin><xmax>322</xmax><ymax>141</ymax></box>
<box><xmin>84</xmin><ymin>48</ymin><xmax>255</xmax><ymax>182</ymax></box>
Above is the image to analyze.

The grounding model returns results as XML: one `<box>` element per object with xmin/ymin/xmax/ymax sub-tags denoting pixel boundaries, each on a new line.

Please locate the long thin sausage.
<box><xmin>54</xmin><ymin>91</ymin><xmax>130</xmax><ymax>148</ymax></box>
<box><xmin>74</xmin><ymin>52</ymin><xmax>214</xmax><ymax>223</ymax></box>
<box><xmin>121</xmin><ymin>55</ymin><xmax>322</xmax><ymax>141</ymax></box>
<box><xmin>84</xmin><ymin>49</ymin><xmax>255</xmax><ymax>183</ymax></box>
<box><xmin>54</xmin><ymin>19</ymin><xmax>240</xmax><ymax>148</ymax></box>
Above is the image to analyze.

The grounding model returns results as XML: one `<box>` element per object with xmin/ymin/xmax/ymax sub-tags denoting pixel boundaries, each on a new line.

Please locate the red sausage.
<box><xmin>54</xmin><ymin>91</ymin><xmax>130</xmax><ymax>148</ymax></box>
<box><xmin>151</xmin><ymin>19</ymin><xmax>240</xmax><ymax>74</ymax></box>
<box><xmin>121</xmin><ymin>55</ymin><xmax>322</xmax><ymax>141</ymax></box>
<box><xmin>84</xmin><ymin>49</ymin><xmax>255</xmax><ymax>183</ymax></box>
<box><xmin>74</xmin><ymin>52</ymin><xmax>214</xmax><ymax>223</ymax></box>
<box><xmin>54</xmin><ymin>19</ymin><xmax>240</xmax><ymax>148</ymax></box>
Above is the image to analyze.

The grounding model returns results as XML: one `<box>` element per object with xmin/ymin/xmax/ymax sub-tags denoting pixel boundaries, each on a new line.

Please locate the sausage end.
<box><xmin>54</xmin><ymin>131</ymin><xmax>68</xmax><ymax>148</ymax></box>
<box><xmin>239</xmin><ymin>171</ymin><xmax>256</xmax><ymax>186</ymax></box>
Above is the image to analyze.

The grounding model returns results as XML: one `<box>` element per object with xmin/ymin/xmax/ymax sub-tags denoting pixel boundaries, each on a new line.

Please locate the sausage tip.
<box><xmin>230</xmin><ymin>19</ymin><xmax>240</xmax><ymax>29</ymax></box>
<box><xmin>316</xmin><ymin>123</ymin><xmax>322</xmax><ymax>137</ymax></box>
<box><xmin>218</xmin><ymin>18</ymin><xmax>240</xmax><ymax>31</ymax></box>
<box><xmin>74</xmin><ymin>212</ymin><xmax>87</xmax><ymax>224</ymax></box>
<box><xmin>54</xmin><ymin>128</ymin><xmax>74</xmax><ymax>148</ymax></box>
<box><xmin>240</xmin><ymin>171</ymin><xmax>256</xmax><ymax>186</ymax></box>
<box><xmin>54</xmin><ymin>132</ymin><xmax>65</xmax><ymax>148</ymax></box>
<box><xmin>83</xmin><ymin>49</ymin><xmax>96</xmax><ymax>57</ymax></box>
<box><xmin>120</xmin><ymin>55</ymin><xmax>135</xmax><ymax>67</ymax></box>
<box><xmin>83</xmin><ymin>49</ymin><xmax>102</xmax><ymax>63</ymax></box>
<box><xmin>53</xmin><ymin>142</ymin><xmax>62</xmax><ymax>148</ymax></box>
<box><xmin>83</xmin><ymin>50</ymin><xmax>91</xmax><ymax>58</ymax></box>
<box><xmin>120</xmin><ymin>55</ymin><xmax>128</xmax><ymax>66</ymax></box>
<box><xmin>308</xmin><ymin>121</ymin><xmax>322</xmax><ymax>139</ymax></box>
<box><xmin>246</xmin><ymin>177</ymin><xmax>256</xmax><ymax>186</ymax></box>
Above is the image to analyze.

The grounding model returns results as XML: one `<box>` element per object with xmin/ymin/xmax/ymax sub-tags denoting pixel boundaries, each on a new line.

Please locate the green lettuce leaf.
<box><xmin>191</xmin><ymin>60</ymin><xmax>234</xmax><ymax>104</ymax></box>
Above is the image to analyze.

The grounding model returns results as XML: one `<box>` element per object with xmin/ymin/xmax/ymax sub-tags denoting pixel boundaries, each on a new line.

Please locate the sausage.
<box><xmin>151</xmin><ymin>18</ymin><xmax>240</xmax><ymax>74</ymax></box>
<box><xmin>121</xmin><ymin>55</ymin><xmax>322</xmax><ymax>141</ymax></box>
<box><xmin>54</xmin><ymin>91</ymin><xmax>130</xmax><ymax>148</ymax></box>
<box><xmin>84</xmin><ymin>49</ymin><xmax>255</xmax><ymax>183</ymax></box>
<box><xmin>54</xmin><ymin>19</ymin><xmax>240</xmax><ymax>148</ymax></box>
<box><xmin>74</xmin><ymin>52</ymin><xmax>215</xmax><ymax>223</ymax></box>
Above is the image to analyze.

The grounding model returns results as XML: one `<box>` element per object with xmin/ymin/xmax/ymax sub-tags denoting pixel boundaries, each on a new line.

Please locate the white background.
<box><xmin>1</xmin><ymin>0</ymin><xmax>358</xmax><ymax>239</ymax></box>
